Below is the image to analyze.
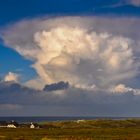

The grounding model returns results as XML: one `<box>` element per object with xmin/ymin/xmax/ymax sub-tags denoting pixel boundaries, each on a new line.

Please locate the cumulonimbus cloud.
<box><xmin>1</xmin><ymin>16</ymin><xmax>140</xmax><ymax>91</ymax></box>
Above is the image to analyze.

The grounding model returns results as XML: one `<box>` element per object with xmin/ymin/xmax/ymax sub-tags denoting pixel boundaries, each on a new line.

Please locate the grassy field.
<box><xmin>1</xmin><ymin>119</ymin><xmax>140</xmax><ymax>140</ymax></box>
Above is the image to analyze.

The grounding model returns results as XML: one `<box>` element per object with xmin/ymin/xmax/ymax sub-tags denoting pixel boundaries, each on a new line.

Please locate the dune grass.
<box><xmin>1</xmin><ymin>119</ymin><xmax>140</xmax><ymax>140</ymax></box>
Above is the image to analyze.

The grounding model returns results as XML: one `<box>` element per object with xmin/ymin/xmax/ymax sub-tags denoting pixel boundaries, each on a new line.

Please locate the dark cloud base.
<box><xmin>0</xmin><ymin>81</ymin><xmax>140</xmax><ymax>116</ymax></box>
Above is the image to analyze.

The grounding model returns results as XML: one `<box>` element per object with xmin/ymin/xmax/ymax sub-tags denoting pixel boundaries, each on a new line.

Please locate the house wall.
<box><xmin>30</xmin><ymin>124</ymin><xmax>35</xmax><ymax>128</ymax></box>
<box><xmin>7</xmin><ymin>124</ymin><xmax>16</xmax><ymax>128</ymax></box>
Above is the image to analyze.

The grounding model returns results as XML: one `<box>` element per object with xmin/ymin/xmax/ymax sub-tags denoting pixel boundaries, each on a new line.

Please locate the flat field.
<box><xmin>1</xmin><ymin>119</ymin><xmax>140</xmax><ymax>140</ymax></box>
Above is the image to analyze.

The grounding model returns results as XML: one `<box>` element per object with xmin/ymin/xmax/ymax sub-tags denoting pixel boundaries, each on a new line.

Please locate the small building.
<box><xmin>7</xmin><ymin>120</ymin><xmax>18</xmax><ymax>128</ymax></box>
<box><xmin>30</xmin><ymin>122</ymin><xmax>35</xmax><ymax>128</ymax></box>
<box><xmin>30</xmin><ymin>122</ymin><xmax>40</xmax><ymax>129</ymax></box>
<box><xmin>0</xmin><ymin>121</ymin><xmax>7</xmax><ymax>128</ymax></box>
<box><xmin>76</xmin><ymin>119</ymin><xmax>85</xmax><ymax>123</ymax></box>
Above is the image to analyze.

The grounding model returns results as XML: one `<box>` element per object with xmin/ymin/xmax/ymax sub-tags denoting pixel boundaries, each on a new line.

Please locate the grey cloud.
<box><xmin>0</xmin><ymin>81</ymin><xmax>140</xmax><ymax>116</ymax></box>
<box><xmin>43</xmin><ymin>81</ymin><xmax>69</xmax><ymax>91</ymax></box>
<box><xmin>123</xmin><ymin>0</ymin><xmax>140</xmax><ymax>6</ymax></box>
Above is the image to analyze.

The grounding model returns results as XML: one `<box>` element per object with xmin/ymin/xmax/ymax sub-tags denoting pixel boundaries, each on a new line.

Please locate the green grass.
<box><xmin>1</xmin><ymin>119</ymin><xmax>140</xmax><ymax>140</ymax></box>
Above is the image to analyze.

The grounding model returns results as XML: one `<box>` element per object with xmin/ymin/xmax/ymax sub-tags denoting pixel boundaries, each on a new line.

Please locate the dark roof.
<box><xmin>31</xmin><ymin>123</ymin><xmax>40</xmax><ymax>127</ymax></box>
<box><xmin>0</xmin><ymin>121</ymin><xmax>7</xmax><ymax>126</ymax></box>
<box><xmin>8</xmin><ymin>121</ymin><xmax>19</xmax><ymax>127</ymax></box>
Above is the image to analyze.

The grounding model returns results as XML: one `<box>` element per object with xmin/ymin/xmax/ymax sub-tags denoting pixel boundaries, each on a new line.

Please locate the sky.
<box><xmin>0</xmin><ymin>0</ymin><xmax>140</xmax><ymax>116</ymax></box>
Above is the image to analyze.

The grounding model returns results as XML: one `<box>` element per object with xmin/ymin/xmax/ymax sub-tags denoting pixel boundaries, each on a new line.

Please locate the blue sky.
<box><xmin>0</xmin><ymin>0</ymin><xmax>139</xmax><ymax>24</ymax></box>
<box><xmin>0</xmin><ymin>0</ymin><xmax>140</xmax><ymax>116</ymax></box>
<box><xmin>0</xmin><ymin>45</ymin><xmax>36</xmax><ymax>82</ymax></box>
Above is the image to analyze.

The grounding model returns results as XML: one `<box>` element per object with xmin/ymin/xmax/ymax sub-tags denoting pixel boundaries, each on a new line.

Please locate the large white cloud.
<box><xmin>1</xmin><ymin>16</ymin><xmax>140</xmax><ymax>91</ymax></box>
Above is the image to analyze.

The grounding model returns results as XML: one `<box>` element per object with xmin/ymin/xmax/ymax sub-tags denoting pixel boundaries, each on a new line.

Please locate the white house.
<box><xmin>7</xmin><ymin>120</ymin><xmax>18</xmax><ymax>128</ymax></box>
<box><xmin>30</xmin><ymin>122</ymin><xmax>35</xmax><ymax>128</ymax></box>
<box><xmin>7</xmin><ymin>124</ymin><xmax>17</xmax><ymax>128</ymax></box>
<box><xmin>30</xmin><ymin>122</ymin><xmax>40</xmax><ymax>129</ymax></box>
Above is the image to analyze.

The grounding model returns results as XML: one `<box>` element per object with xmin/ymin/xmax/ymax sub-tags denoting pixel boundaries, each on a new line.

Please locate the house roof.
<box><xmin>8</xmin><ymin>121</ymin><xmax>19</xmax><ymax>127</ymax></box>
<box><xmin>0</xmin><ymin>121</ymin><xmax>7</xmax><ymax>126</ymax></box>
<box><xmin>30</xmin><ymin>122</ymin><xmax>39</xmax><ymax>127</ymax></box>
